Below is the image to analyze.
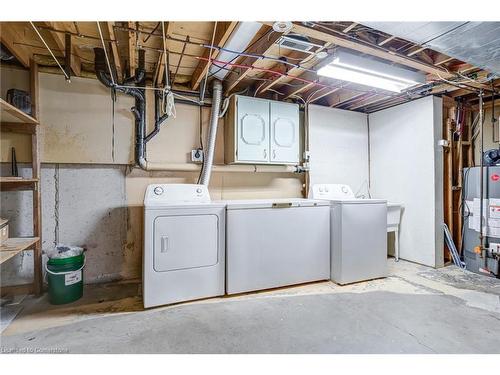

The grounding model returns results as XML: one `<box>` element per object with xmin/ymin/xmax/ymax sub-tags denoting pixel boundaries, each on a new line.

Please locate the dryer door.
<box><xmin>153</xmin><ymin>214</ymin><xmax>219</xmax><ymax>272</ymax></box>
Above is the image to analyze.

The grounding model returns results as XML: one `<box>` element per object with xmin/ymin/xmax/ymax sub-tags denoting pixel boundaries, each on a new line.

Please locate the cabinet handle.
<box><xmin>263</xmin><ymin>149</ymin><xmax>267</xmax><ymax>159</ymax></box>
<box><xmin>272</xmin><ymin>149</ymin><xmax>276</xmax><ymax>159</ymax></box>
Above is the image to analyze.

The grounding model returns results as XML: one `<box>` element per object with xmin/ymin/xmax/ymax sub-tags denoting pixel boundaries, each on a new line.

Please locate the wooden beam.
<box><xmin>0</xmin><ymin>98</ymin><xmax>38</xmax><ymax>124</ymax></box>
<box><xmin>378</xmin><ymin>35</ymin><xmax>396</xmax><ymax>46</ymax></box>
<box><xmin>259</xmin><ymin>43</ymin><xmax>332</xmax><ymax>95</ymax></box>
<box><xmin>128</xmin><ymin>22</ymin><xmax>137</xmax><ymax>76</ymax></box>
<box><xmin>274</xmin><ymin>68</ymin><xmax>319</xmax><ymax>99</ymax></box>
<box><xmin>435</xmin><ymin>56</ymin><xmax>455</xmax><ymax>66</ymax></box>
<box><xmin>407</xmin><ymin>46</ymin><xmax>426</xmax><ymax>57</ymax></box>
<box><xmin>348</xmin><ymin>93</ymin><xmax>390</xmax><ymax>110</ymax></box>
<box><xmin>107</xmin><ymin>22</ymin><xmax>123</xmax><ymax>82</ymax></box>
<box><xmin>224</xmin><ymin>26</ymin><xmax>284</xmax><ymax>94</ymax></box>
<box><xmin>277</xmin><ymin>22</ymin><xmax>455</xmax><ymax>78</ymax></box>
<box><xmin>30</xmin><ymin>58</ymin><xmax>42</xmax><ymax>296</ymax></box>
<box><xmin>154</xmin><ymin>22</ymin><xmax>173</xmax><ymax>87</ymax></box>
<box><xmin>343</xmin><ymin>22</ymin><xmax>358</xmax><ymax>33</ymax></box>
<box><xmin>154</xmin><ymin>52</ymin><xmax>165</xmax><ymax>87</ymax></box>
<box><xmin>304</xmin><ymin>87</ymin><xmax>341</xmax><ymax>104</ymax></box>
<box><xmin>43</xmin><ymin>22</ymin><xmax>81</xmax><ymax>76</ymax></box>
<box><xmin>0</xmin><ymin>22</ymin><xmax>31</xmax><ymax>67</ymax></box>
<box><xmin>191</xmin><ymin>21</ymin><xmax>238</xmax><ymax>90</ymax></box>
<box><xmin>327</xmin><ymin>90</ymin><xmax>366</xmax><ymax>107</ymax></box>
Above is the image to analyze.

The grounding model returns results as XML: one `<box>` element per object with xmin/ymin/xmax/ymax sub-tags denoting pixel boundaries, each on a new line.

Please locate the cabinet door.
<box><xmin>236</xmin><ymin>96</ymin><xmax>270</xmax><ymax>163</ymax></box>
<box><xmin>270</xmin><ymin>101</ymin><xmax>300</xmax><ymax>164</ymax></box>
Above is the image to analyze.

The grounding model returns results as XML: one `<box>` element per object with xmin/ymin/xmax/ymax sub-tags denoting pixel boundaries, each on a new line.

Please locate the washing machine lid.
<box><xmin>224</xmin><ymin>198</ymin><xmax>329</xmax><ymax>210</ymax></box>
<box><xmin>144</xmin><ymin>184</ymin><xmax>216</xmax><ymax>207</ymax></box>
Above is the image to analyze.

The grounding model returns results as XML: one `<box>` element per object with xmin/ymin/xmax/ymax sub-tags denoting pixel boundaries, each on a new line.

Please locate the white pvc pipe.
<box><xmin>143</xmin><ymin>161</ymin><xmax>298</xmax><ymax>173</ymax></box>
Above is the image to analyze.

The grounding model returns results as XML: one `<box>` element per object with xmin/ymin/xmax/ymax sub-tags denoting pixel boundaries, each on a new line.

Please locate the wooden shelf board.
<box><xmin>0</xmin><ymin>177</ymin><xmax>39</xmax><ymax>191</ymax></box>
<box><xmin>0</xmin><ymin>237</ymin><xmax>39</xmax><ymax>265</ymax></box>
<box><xmin>0</xmin><ymin>98</ymin><xmax>38</xmax><ymax>125</ymax></box>
<box><xmin>1</xmin><ymin>121</ymin><xmax>37</xmax><ymax>134</ymax></box>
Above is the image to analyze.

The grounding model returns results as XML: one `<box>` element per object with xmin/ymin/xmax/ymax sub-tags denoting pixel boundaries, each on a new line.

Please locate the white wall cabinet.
<box><xmin>270</xmin><ymin>101</ymin><xmax>300</xmax><ymax>164</ymax></box>
<box><xmin>225</xmin><ymin>95</ymin><xmax>300</xmax><ymax>165</ymax></box>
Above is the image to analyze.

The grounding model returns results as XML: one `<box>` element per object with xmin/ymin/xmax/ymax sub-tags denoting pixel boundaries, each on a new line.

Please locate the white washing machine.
<box><xmin>225</xmin><ymin>198</ymin><xmax>330</xmax><ymax>294</ymax></box>
<box><xmin>143</xmin><ymin>184</ymin><xmax>225</xmax><ymax>308</ymax></box>
<box><xmin>309</xmin><ymin>184</ymin><xmax>387</xmax><ymax>285</ymax></box>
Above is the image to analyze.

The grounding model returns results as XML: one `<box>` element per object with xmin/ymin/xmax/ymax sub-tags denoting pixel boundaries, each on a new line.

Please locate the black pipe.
<box><xmin>145</xmin><ymin>90</ymin><xmax>168</xmax><ymax>143</ymax></box>
<box><xmin>95</xmin><ymin>47</ymin><xmax>172</xmax><ymax>168</ymax></box>
<box><xmin>94</xmin><ymin>47</ymin><xmax>147</xmax><ymax>168</ymax></box>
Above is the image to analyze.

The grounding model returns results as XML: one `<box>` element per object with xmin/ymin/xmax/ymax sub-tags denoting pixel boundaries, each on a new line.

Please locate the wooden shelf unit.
<box><xmin>0</xmin><ymin>60</ymin><xmax>42</xmax><ymax>296</ymax></box>
<box><xmin>0</xmin><ymin>97</ymin><xmax>38</xmax><ymax>124</ymax></box>
<box><xmin>0</xmin><ymin>237</ymin><xmax>40</xmax><ymax>264</ymax></box>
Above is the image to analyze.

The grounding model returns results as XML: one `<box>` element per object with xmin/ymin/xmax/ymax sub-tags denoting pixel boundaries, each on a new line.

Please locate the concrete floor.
<box><xmin>1</xmin><ymin>260</ymin><xmax>500</xmax><ymax>354</ymax></box>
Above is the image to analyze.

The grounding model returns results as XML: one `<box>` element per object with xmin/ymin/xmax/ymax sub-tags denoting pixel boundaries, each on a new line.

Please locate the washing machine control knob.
<box><xmin>153</xmin><ymin>186</ymin><xmax>164</xmax><ymax>195</ymax></box>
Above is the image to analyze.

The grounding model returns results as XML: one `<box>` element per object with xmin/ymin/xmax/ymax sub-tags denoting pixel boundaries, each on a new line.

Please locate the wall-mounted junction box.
<box><xmin>191</xmin><ymin>149</ymin><xmax>204</xmax><ymax>163</ymax></box>
<box><xmin>224</xmin><ymin>95</ymin><xmax>300</xmax><ymax>165</ymax></box>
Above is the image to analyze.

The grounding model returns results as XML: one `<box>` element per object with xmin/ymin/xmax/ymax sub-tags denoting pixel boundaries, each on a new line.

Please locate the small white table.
<box><xmin>387</xmin><ymin>203</ymin><xmax>403</xmax><ymax>261</ymax></box>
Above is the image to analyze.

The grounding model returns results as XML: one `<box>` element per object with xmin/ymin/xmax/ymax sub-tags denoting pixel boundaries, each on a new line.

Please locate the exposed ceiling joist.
<box><xmin>343</xmin><ymin>22</ymin><xmax>358</xmax><ymax>33</ymax></box>
<box><xmin>305</xmin><ymin>87</ymin><xmax>341</xmax><ymax>104</ymax></box>
<box><xmin>190</xmin><ymin>21</ymin><xmax>238</xmax><ymax>90</ymax></box>
<box><xmin>435</xmin><ymin>56</ymin><xmax>455</xmax><ymax>66</ymax></box>
<box><xmin>43</xmin><ymin>22</ymin><xmax>81</xmax><ymax>76</ymax></box>
<box><xmin>106</xmin><ymin>22</ymin><xmax>122</xmax><ymax>82</ymax></box>
<box><xmin>327</xmin><ymin>90</ymin><xmax>366</xmax><ymax>107</ymax></box>
<box><xmin>276</xmin><ymin>68</ymin><xmax>319</xmax><ymax>99</ymax></box>
<box><xmin>259</xmin><ymin>43</ymin><xmax>332</xmax><ymax>95</ymax></box>
<box><xmin>280</xmin><ymin>22</ymin><xmax>455</xmax><ymax>79</ymax></box>
<box><xmin>407</xmin><ymin>46</ymin><xmax>427</xmax><ymax>57</ymax></box>
<box><xmin>154</xmin><ymin>22</ymin><xmax>173</xmax><ymax>87</ymax></box>
<box><xmin>224</xmin><ymin>26</ymin><xmax>284</xmax><ymax>94</ymax></box>
<box><xmin>378</xmin><ymin>35</ymin><xmax>395</xmax><ymax>46</ymax></box>
<box><xmin>0</xmin><ymin>22</ymin><xmax>32</xmax><ymax>67</ymax></box>
<box><xmin>128</xmin><ymin>21</ymin><xmax>137</xmax><ymax>76</ymax></box>
<box><xmin>348</xmin><ymin>93</ymin><xmax>390</xmax><ymax>110</ymax></box>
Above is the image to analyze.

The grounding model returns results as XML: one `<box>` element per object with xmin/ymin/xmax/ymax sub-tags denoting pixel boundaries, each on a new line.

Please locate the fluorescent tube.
<box><xmin>317</xmin><ymin>50</ymin><xmax>425</xmax><ymax>93</ymax></box>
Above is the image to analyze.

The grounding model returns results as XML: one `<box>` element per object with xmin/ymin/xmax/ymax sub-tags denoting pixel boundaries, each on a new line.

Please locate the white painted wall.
<box><xmin>369</xmin><ymin>96</ymin><xmax>444</xmax><ymax>267</ymax></box>
<box><xmin>473</xmin><ymin>105</ymin><xmax>500</xmax><ymax>163</ymax></box>
<box><xmin>307</xmin><ymin>105</ymin><xmax>370</xmax><ymax>197</ymax></box>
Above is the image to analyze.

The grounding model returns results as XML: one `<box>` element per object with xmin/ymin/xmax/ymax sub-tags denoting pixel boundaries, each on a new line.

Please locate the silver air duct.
<box><xmin>200</xmin><ymin>80</ymin><xmax>223</xmax><ymax>186</ymax></box>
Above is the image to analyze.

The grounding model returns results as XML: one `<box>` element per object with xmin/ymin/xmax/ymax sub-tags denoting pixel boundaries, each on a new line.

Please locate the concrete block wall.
<box><xmin>1</xmin><ymin>163</ymin><xmax>130</xmax><ymax>286</ymax></box>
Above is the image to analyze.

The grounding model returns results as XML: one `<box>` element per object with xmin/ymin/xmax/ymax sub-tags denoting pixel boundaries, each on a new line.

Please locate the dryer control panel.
<box><xmin>144</xmin><ymin>184</ymin><xmax>211</xmax><ymax>206</ymax></box>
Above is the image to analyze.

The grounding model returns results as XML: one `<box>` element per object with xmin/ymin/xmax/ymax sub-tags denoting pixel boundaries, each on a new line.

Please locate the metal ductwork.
<box><xmin>200</xmin><ymin>79</ymin><xmax>223</xmax><ymax>186</ymax></box>
<box><xmin>95</xmin><ymin>47</ymin><xmax>169</xmax><ymax>171</ymax></box>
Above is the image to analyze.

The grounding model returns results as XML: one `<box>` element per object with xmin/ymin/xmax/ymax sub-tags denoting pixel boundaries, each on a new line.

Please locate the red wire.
<box><xmin>198</xmin><ymin>56</ymin><xmax>340</xmax><ymax>92</ymax></box>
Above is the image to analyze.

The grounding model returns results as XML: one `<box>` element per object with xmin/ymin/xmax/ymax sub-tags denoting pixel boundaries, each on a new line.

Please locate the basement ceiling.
<box><xmin>362</xmin><ymin>22</ymin><xmax>500</xmax><ymax>75</ymax></box>
<box><xmin>1</xmin><ymin>21</ymin><xmax>499</xmax><ymax>113</ymax></box>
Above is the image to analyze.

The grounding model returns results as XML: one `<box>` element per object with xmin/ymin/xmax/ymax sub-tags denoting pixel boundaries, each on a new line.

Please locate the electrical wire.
<box><xmin>205</xmin><ymin>45</ymin><xmax>318</xmax><ymax>74</ymax></box>
<box><xmin>29</xmin><ymin>21</ymin><xmax>70</xmax><ymax>81</ymax></box>
<box><xmin>197</xmin><ymin>56</ymin><xmax>391</xmax><ymax>97</ymax></box>
<box><xmin>200</xmin><ymin>21</ymin><xmax>218</xmax><ymax>103</ymax></box>
<box><xmin>96</xmin><ymin>21</ymin><xmax>115</xmax><ymax>86</ymax></box>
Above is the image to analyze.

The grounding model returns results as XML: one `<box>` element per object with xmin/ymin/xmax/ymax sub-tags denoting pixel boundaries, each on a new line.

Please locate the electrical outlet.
<box><xmin>191</xmin><ymin>149</ymin><xmax>204</xmax><ymax>163</ymax></box>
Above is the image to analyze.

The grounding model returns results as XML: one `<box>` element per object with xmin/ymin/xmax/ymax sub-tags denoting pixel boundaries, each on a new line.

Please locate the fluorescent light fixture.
<box><xmin>317</xmin><ymin>49</ymin><xmax>426</xmax><ymax>92</ymax></box>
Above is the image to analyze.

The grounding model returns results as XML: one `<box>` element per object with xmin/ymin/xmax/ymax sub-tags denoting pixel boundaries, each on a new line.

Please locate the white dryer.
<box><xmin>309</xmin><ymin>184</ymin><xmax>387</xmax><ymax>285</ymax></box>
<box><xmin>143</xmin><ymin>184</ymin><xmax>225</xmax><ymax>308</ymax></box>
